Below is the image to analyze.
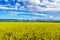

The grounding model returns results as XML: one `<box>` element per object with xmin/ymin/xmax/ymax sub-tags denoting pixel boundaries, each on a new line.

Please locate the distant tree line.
<box><xmin>0</xmin><ymin>19</ymin><xmax>60</xmax><ymax>22</ymax></box>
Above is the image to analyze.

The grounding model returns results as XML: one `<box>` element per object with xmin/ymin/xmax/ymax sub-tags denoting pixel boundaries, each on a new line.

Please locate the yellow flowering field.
<box><xmin>0</xmin><ymin>22</ymin><xmax>60</xmax><ymax>40</ymax></box>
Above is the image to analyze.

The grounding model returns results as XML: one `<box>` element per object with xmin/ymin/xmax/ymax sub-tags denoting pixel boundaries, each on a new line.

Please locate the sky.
<box><xmin>0</xmin><ymin>0</ymin><xmax>60</xmax><ymax>20</ymax></box>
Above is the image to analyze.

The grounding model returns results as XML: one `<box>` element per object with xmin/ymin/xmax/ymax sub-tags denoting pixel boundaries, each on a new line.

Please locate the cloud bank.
<box><xmin>0</xmin><ymin>0</ymin><xmax>60</xmax><ymax>11</ymax></box>
<box><xmin>0</xmin><ymin>0</ymin><xmax>60</xmax><ymax>20</ymax></box>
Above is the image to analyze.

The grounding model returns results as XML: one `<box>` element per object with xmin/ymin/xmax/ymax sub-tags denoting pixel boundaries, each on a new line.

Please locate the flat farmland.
<box><xmin>0</xmin><ymin>22</ymin><xmax>60</xmax><ymax>40</ymax></box>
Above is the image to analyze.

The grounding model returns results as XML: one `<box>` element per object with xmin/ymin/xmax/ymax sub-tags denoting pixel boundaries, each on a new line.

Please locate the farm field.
<box><xmin>0</xmin><ymin>22</ymin><xmax>60</xmax><ymax>40</ymax></box>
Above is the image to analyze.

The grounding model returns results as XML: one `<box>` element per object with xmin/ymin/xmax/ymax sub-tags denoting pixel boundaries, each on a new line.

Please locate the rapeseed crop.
<box><xmin>0</xmin><ymin>22</ymin><xmax>60</xmax><ymax>40</ymax></box>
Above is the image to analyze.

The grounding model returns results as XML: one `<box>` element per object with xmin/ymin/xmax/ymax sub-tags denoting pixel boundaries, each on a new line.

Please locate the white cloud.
<box><xmin>20</xmin><ymin>0</ymin><xmax>60</xmax><ymax>12</ymax></box>
<box><xmin>6</xmin><ymin>11</ymin><xmax>60</xmax><ymax>20</ymax></box>
<box><xmin>5</xmin><ymin>0</ymin><xmax>8</xmax><ymax>2</ymax></box>
<box><xmin>53</xmin><ymin>17</ymin><xmax>60</xmax><ymax>20</ymax></box>
<box><xmin>0</xmin><ymin>0</ymin><xmax>60</xmax><ymax>12</ymax></box>
<box><xmin>49</xmin><ymin>16</ymin><xmax>54</xmax><ymax>18</ymax></box>
<box><xmin>28</xmin><ymin>0</ymin><xmax>40</xmax><ymax>5</ymax></box>
<box><xmin>27</xmin><ymin>0</ymin><xmax>60</xmax><ymax>11</ymax></box>
<box><xmin>0</xmin><ymin>6</ymin><xmax>16</xmax><ymax>10</ymax></box>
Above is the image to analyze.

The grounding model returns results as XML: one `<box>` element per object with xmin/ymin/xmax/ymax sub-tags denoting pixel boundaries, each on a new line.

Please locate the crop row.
<box><xmin>0</xmin><ymin>31</ymin><xmax>59</xmax><ymax>40</ymax></box>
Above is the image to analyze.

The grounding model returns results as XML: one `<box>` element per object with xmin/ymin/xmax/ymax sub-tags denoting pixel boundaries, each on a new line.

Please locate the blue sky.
<box><xmin>0</xmin><ymin>0</ymin><xmax>60</xmax><ymax>20</ymax></box>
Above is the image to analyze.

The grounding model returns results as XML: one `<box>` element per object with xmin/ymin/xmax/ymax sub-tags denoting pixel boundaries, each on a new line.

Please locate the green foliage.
<box><xmin>0</xmin><ymin>19</ymin><xmax>60</xmax><ymax>22</ymax></box>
